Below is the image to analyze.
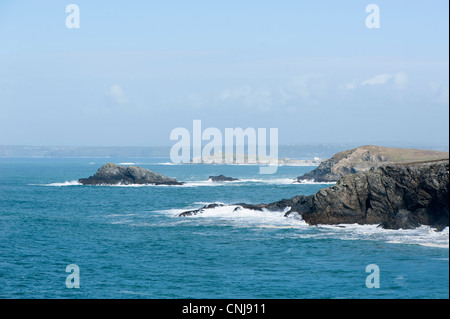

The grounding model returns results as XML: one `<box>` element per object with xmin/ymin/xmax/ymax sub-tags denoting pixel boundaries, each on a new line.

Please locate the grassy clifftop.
<box><xmin>340</xmin><ymin>145</ymin><xmax>449</xmax><ymax>163</ymax></box>
<box><xmin>297</xmin><ymin>145</ymin><xmax>449</xmax><ymax>182</ymax></box>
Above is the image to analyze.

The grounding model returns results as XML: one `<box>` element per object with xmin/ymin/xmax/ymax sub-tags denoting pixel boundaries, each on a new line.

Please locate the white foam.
<box><xmin>39</xmin><ymin>180</ymin><xmax>82</xmax><ymax>187</ymax></box>
<box><xmin>83</xmin><ymin>183</ymin><xmax>185</xmax><ymax>187</ymax></box>
<box><xmin>167</xmin><ymin>203</ymin><xmax>449</xmax><ymax>248</ymax></box>
<box><xmin>117</xmin><ymin>162</ymin><xmax>136</xmax><ymax>165</ymax></box>
<box><xmin>139</xmin><ymin>179</ymin><xmax>296</xmax><ymax>187</ymax></box>
<box><xmin>237</xmin><ymin>178</ymin><xmax>296</xmax><ymax>184</ymax></box>
<box><xmin>181</xmin><ymin>181</ymin><xmax>224</xmax><ymax>187</ymax></box>
<box><xmin>198</xmin><ymin>178</ymin><xmax>297</xmax><ymax>186</ymax></box>
<box><xmin>162</xmin><ymin>204</ymin><xmax>306</xmax><ymax>229</ymax></box>
<box><xmin>207</xmin><ymin>178</ymin><xmax>240</xmax><ymax>183</ymax></box>
<box><xmin>106</xmin><ymin>183</ymin><xmax>161</xmax><ymax>187</ymax></box>
<box><xmin>102</xmin><ymin>178</ymin><xmax>299</xmax><ymax>187</ymax></box>
<box><xmin>316</xmin><ymin>224</ymin><xmax>449</xmax><ymax>248</ymax></box>
<box><xmin>193</xmin><ymin>201</ymin><xmax>216</xmax><ymax>205</ymax></box>
<box><xmin>37</xmin><ymin>177</ymin><xmax>304</xmax><ymax>188</ymax></box>
<box><xmin>116</xmin><ymin>181</ymin><xmax>227</xmax><ymax>187</ymax></box>
<box><xmin>294</xmin><ymin>179</ymin><xmax>336</xmax><ymax>185</ymax></box>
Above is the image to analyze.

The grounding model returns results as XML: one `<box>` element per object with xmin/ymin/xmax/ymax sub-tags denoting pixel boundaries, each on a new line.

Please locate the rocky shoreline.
<box><xmin>179</xmin><ymin>160</ymin><xmax>449</xmax><ymax>231</ymax></box>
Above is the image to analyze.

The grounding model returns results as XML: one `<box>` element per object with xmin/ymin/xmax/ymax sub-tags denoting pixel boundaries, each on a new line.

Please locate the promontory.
<box><xmin>296</xmin><ymin>145</ymin><xmax>449</xmax><ymax>183</ymax></box>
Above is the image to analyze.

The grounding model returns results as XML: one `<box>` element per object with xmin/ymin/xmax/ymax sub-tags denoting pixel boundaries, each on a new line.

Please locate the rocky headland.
<box><xmin>79</xmin><ymin>163</ymin><xmax>183</xmax><ymax>186</ymax></box>
<box><xmin>296</xmin><ymin>145</ymin><xmax>449</xmax><ymax>183</ymax></box>
<box><xmin>179</xmin><ymin>159</ymin><xmax>449</xmax><ymax>231</ymax></box>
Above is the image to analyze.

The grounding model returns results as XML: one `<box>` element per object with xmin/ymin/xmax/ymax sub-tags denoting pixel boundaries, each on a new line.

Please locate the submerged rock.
<box><xmin>79</xmin><ymin>163</ymin><xmax>183</xmax><ymax>186</ymax></box>
<box><xmin>180</xmin><ymin>160</ymin><xmax>449</xmax><ymax>231</ymax></box>
<box><xmin>209</xmin><ymin>175</ymin><xmax>239</xmax><ymax>182</ymax></box>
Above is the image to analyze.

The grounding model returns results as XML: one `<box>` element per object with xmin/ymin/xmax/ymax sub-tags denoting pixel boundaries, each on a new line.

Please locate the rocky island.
<box><xmin>79</xmin><ymin>163</ymin><xmax>184</xmax><ymax>186</ymax></box>
<box><xmin>179</xmin><ymin>147</ymin><xmax>449</xmax><ymax>231</ymax></box>
<box><xmin>296</xmin><ymin>145</ymin><xmax>449</xmax><ymax>183</ymax></box>
<box><xmin>209</xmin><ymin>175</ymin><xmax>239</xmax><ymax>182</ymax></box>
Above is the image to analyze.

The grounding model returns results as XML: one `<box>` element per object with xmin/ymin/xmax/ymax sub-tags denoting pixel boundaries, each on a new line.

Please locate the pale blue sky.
<box><xmin>0</xmin><ymin>0</ymin><xmax>448</xmax><ymax>146</ymax></box>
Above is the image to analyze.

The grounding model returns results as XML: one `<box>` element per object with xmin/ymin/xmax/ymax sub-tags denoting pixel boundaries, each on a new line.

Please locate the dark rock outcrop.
<box><xmin>209</xmin><ymin>175</ymin><xmax>239</xmax><ymax>182</ymax></box>
<box><xmin>178</xmin><ymin>203</ymin><xmax>225</xmax><ymax>217</ymax></box>
<box><xmin>296</xmin><ymin>145</ymin><xmax>449</xmax><ymax>183</ymax></box>
<box><xmin>180</xmin><ymin>160</ymin><xmax>449</xmax><ymax>230</ymax></box>
<box><xmin>79</xmin><ymin>163</ymin><xmax>183</xmax><ymax>185</ymax></box>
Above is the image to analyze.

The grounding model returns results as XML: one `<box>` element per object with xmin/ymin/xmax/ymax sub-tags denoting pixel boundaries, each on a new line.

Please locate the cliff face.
<box><xmin>79</xmin><ymin>163</ymin><xmax>183</xmax><ymax>185</ymax></box>
<box><xmin>296</xmin><ymin>145</ymin><xmax>449</xmax><ymax>182</ymax></box>
<box><xmin>181</xmin><ymin>160</ymin><xmax>449</xmax><ymax>230</ymax></box>
<box><xmin>293</xmin><ymin>160</ymin><xmax>449</xmax><ymax>230</ymax></box>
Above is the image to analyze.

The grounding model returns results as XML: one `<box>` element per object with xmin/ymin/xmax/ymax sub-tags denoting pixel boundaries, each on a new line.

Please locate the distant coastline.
<box><xmin>1</xmin><ymin>144</ymin><xmax>448</xmax><ymax>159</ymax></box>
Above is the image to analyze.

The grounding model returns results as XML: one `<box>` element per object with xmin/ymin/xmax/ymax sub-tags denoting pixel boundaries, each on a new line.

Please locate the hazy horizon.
<box><xmin>1</xmin><ymin>143</ymin><xmax>448</xmax><ymax>160</ymax></box>
<box><xmin>0</xmin><ymin>142</ymin><xmax>449</xmax><ymax>149</ymax></box>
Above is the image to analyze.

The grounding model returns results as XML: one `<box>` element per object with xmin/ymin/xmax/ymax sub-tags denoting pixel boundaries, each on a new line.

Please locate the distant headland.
<box><xmin>296</xmin><ymin>145</ymin><xmax>449</xmax><ymax>182</ymax></box>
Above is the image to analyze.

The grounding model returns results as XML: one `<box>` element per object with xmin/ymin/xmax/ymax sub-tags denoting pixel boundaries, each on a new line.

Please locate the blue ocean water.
<box><xmin>0</xmin><ymin>157</ymin><xmax>448</xmax><ymax>299</ymax></box>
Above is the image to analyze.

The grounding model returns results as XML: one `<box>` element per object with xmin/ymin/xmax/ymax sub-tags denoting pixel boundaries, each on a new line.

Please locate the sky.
<box><xmin>0</xmin><ymin>0</ymin><xmax>448</xmax><ymax>147</ymax></box>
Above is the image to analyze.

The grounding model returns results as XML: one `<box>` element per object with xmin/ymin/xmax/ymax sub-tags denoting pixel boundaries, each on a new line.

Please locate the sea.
<box><xmin>0</xmin><ymin>157</ymin><xmax>448</xmax><ymax>299</ymax></box>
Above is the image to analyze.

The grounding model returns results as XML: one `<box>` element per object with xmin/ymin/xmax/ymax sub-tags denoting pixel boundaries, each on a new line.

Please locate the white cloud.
<box><xmin>394</xmin><ymin>72</ymin><xmax>408</xmax><ymax>89</ymax></box>
<box><xmin>345</xmin><ymin>80</ymin><xmax>357</xmax><ymax>90</ymax></box>
<box><xmin>106</xmin><ymin>85</ymin><xmax>128</xmax><ymax>106</ymax></box>
<box><xmin>216</xmin><ymin>74</ymin><xmax>324</xmax><ymax>112</ymax></box>
<box><xmin>361</xmin><ymin>73</ymin><xmax>393</xmax><ymax>86</ymax></box>
<box><xmin>344</xmin><ymin>72</ymin><xmax>408</xmax><ymax>90</ymax></box>
<box><xmin>288</xmin><ymin>74</ymin><xmax>323</xmax><ymax>99</ymax></box>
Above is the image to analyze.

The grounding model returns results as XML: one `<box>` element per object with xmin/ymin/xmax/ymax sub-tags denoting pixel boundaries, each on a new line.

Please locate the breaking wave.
<box><xmin>37</xmin><ymin>178</ymin><xmax>303</xmax><ymax>187</ymax></box>
<box><xmin>162</xmin><ymin>203</ymin><xmax>449</xmax><ymax>248</ymax></box>
<box><xmin>36</xmin><ymin>180</ymin><xmax>82</xmax><ymax>187</ymax></box>
<box><xmin>294</xmin><ymin>179</ymin><xmax>336</xmax><ymax>185</ymax></box>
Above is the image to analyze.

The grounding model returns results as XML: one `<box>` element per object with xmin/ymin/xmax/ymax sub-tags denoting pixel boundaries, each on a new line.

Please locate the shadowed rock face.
<box><xmin>295</xmin><ymin>160</ymin><xmax>449</xmax><ymax>230</ymax></box>
<box><xmin>79</xmin><ymin>163</ymin><xmax>183</xmax><ymax>185</ymax></box>
<box><xmin>180</xmin><ymin>160</ymin><xmax>449</xmax><ymax>231</ymax></box>
<box><xmin>209</xmin><ymin>175</ymin><xmax>239</xmax><ymax>182</ymax></box>
<box><xmin>296</xmin><ymin>145</ymin><xmax>449</xmax><ymax>183</ymax></box>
